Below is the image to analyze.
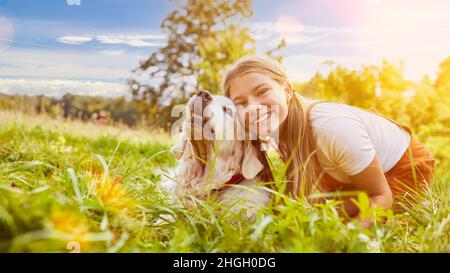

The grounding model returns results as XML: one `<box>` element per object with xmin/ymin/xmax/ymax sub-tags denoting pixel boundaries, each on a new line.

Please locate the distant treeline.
<box><xmin>0</xmin><ymin>93</ymin><xmax>143</xmax><ymax>127</ymax></box>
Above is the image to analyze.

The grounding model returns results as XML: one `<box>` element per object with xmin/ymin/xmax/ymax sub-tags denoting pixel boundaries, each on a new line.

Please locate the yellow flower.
<box><xmin>49</xmin><ymin>209</ymin><xmax>91</xmax><ymax>251</ymax></box>
<box><xmin>93</xmin><ymin>174</ymin><xmax>137</xmax><ymax>213</ymax></box>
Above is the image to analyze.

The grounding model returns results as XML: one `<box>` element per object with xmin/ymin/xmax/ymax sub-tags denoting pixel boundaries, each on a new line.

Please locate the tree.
<box><xmin>128</xmin><ymin>0</ymin><xmax>284</xmax><ymax>129</ymax></box>
<box><xmin>435</xmin><ymin>56</ymin><xmax>450</xmax><ymax>92</ymax></box>
<box><xmin>433</xmin><ymin>56</ymin><xmax>450</xmax><ymax>125</ymax></box>
<box><xmin>196</xmin><ymin>24</ymin><xmax>255</xmax><ymax>93</ymax></box>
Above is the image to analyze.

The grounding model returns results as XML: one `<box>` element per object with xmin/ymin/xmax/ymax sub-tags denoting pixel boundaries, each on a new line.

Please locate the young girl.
<box><xmin>221</xmin><ymin>56</ymin><xmax>435</xmax><ymax>227</ymax></box>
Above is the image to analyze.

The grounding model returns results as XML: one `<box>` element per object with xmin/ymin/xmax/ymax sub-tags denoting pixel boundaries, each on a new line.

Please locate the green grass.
<box><xmin>0</xmin><ymin>110</ymin><xmax>449</xmax><ymax>252</ymax></box>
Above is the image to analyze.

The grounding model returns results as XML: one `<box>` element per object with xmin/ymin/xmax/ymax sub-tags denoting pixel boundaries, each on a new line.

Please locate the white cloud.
<box><xmin>283</xmin><ymin>52</ymin><xmax>444</xmax><ymax>83</ymax></box>
<box><xmin>0</xmin><ymin>48</ymin><xmax>167</xmax><ymax>98</ymax></box>
<box><xmin>56</xmin><ymin>33</ymin><xmax>166</xmax><ymax>47</ymax></box>
<box><xmin>99</xmin><ymin>50</ymin><xmax>126</xmax><ymax>56</ymax></box>
<box><xmin>66</xmin><ymin>0</ymin><xmax>81</xmax><ymax>6</ymax></box>
<box><xmin>248</xmin><ymin>21</ymin><xmax>357</xmax><ymax>48</ymax></box>
<box><xmin>0</xmin><ymin>47</ymin><xmax>147</xmax><ymax>82</ymax></box>
<box><xmin>0</xmin><ymin>78</ymin><xmax>128</xmax><ymax>98</ymax></box>
<box><xmin>249</xmin><ymin>17</ymin><xmax>449</xmax><ymax>82</ymax></box>
<box><xmin>283</xmin><ymin>54</ymin><xmax>337</xmax><ymax>82</ymax></box>
<box><xmin>57</xmin><ymin>35</ymin><xmax>93</xmax><ymax>44</ymax></box>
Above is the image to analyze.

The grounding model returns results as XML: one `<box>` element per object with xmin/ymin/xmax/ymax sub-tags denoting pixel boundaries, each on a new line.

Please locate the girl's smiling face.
<box><xmin>229</xmin><ymin>72</ymin><xmax>291</xmax><ymax>139</ymax></box>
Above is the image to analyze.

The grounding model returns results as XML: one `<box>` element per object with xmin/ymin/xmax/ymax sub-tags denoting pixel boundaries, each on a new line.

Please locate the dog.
<box><xmin>169</xmin><ymin>90</ymin><xmax>272</xmax><ymax>218</ymax></box>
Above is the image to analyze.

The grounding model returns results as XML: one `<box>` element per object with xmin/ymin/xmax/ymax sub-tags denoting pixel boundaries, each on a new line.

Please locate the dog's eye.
<box><xmin>223</xmin><ymin>106</ymin><xmax>233</xmax><ymax>116</ymax></box>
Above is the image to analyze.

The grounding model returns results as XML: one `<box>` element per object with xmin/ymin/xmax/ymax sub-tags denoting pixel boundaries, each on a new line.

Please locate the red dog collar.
<box><xmin>212</xmin><ymin>173</ymin><xmax>245</xmax><ymax>193</ymax></box>
<box><xmin>225</xmin><ymin>173</ymin><xmax>245</xmax><ymax>186</ymax></box>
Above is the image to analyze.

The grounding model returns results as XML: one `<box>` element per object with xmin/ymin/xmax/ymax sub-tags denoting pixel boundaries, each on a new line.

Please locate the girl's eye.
<box><xmin>256</xmin><ymin>88</ymin><xmax>269</xmax><ymax>96</ymax></box>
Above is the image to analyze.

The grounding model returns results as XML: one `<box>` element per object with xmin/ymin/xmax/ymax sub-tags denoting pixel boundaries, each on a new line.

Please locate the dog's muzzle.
<box><xmin>189</xmin><ymin>90</ymin><xmax>214</xmax><ymax>165</ymax></box>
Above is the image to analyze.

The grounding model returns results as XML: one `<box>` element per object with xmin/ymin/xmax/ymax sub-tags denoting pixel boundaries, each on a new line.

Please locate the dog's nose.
<box><xmin>197</xmin><ymin>90</ymin><xmax>213</xmax><ymax>102</ymax></box>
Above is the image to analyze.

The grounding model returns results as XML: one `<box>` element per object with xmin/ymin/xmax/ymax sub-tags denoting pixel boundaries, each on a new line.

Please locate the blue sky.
<box><xmin>0</xmin><ymin>0</ymin><xmax>449</xmax><ymax>97</ymax></box>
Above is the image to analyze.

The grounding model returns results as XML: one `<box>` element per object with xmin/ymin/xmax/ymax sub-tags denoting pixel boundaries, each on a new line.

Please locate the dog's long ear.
<box><xmin>171</xmin><ymin>133</ymin><xmax>187</xmax><ymax>160</ymax></box>
<box><xmin>241</xmin><ymin>141</ymin><xmax>264</xmax><ymax>180</ymax></box>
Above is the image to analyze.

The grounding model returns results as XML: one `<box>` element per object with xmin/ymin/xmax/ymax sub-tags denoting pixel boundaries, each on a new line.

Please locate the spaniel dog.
<box><xmin>168</xmin><ymin>90</ymin><xmax>272</xmax><ymax>218</ymax></box>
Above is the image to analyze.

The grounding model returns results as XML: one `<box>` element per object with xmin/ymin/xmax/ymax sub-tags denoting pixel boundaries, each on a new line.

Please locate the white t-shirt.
<box><xmin>302</xmin><ymin>96</ymin><xmax>411</xmax><ymax>183</ymax></box>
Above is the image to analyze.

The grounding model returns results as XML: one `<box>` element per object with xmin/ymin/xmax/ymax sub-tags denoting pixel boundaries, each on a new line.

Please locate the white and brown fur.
<box><xmin>168</xmin><ymin>90</ymin><xmax>273</xmax><ymax>218</ymax></box>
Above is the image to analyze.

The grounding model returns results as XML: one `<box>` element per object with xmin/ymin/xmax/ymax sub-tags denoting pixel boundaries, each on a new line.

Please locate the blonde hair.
<box><xmin>222</xmin><ymin>55</ymin><xmax>321</xmax><ymax>198</ymax></box>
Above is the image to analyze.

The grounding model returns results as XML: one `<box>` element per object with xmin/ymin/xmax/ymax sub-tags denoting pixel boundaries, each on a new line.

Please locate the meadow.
<box><xmin>0</xmin><ymin>110</ymin><xmax>449</xmax><ymax>253</ymax></box>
